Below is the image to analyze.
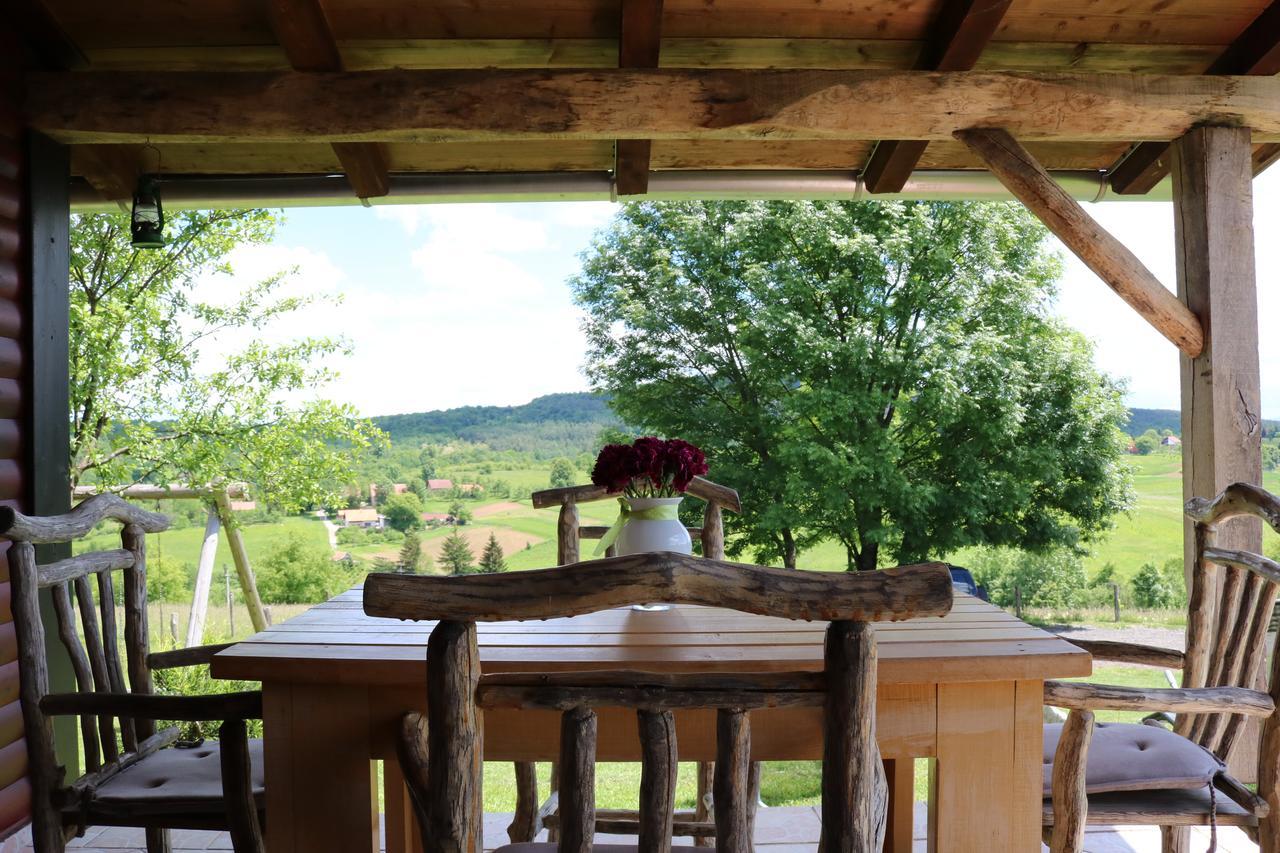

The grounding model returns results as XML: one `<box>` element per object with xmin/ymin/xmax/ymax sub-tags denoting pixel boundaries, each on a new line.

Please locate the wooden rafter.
<box><xmin>26</xmin><ymin>70</ymin><xmax>1280</xmax><ymax>145</ymax></box>
<box><xmin>73</xmin><ymin>144</ymin><xmax>139</xmax><ymax>204</ymax></box>
<box><xmin>614</xmin><ymin>0</ymin><xmax>664</xmax><ymax>196</ymax></box>
<box><xmin>1110</xmin><ymin>0</ymin><xmax>1280</xmax><ymax>193</ymax></box>
<box><xmin>267</xmin><ymin>0</ymin><xmax>389</xmax><ymax>200</ymax></box>
<box><xmin>957</xmin><ymin>128</ymin><xmax>1203</xmax><ymax>357</ymax></box>
<box><xmin>10</xmin><ymin>0</ymin><xmax>87</xmax><ymax>71</ymax></box>
<box><xmin>862</xmin><ymin>0</ymin><xmax>1012</xmax><ymax>194</ymax></box>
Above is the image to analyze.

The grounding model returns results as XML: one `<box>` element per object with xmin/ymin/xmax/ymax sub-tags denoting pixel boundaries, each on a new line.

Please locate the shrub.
<box><xmin>153</xmin><ymin>643</ymin><xmax>263</xmax><ymax>742</ymax></box>
<box><xmin>968</xmin><ymin>547</ymin><xmax>1088</xmax><ymax>609</ymax></box>
<box><xmin>335</xmin><ymin>525</ymin><xmax>367</xmax><ymax>545</ymax></box>
<box><xmin>256</xmin><ymin>535</ymin><xmax>357</xmax><ymax>604</ymax></box>
<box><xmin>147</xmin><ymin>556</ymin><xmax>191</xmax><ymax>602</ymax></box>
<box><xmin>1132</xmin><ymin>560</ymin><xmax>1185</xmax><ymax>609</ymax></box>
<box><xmin>383</xmin><ymin>493</ymin><xmax>425</xmax><ymax>532</ymax></box>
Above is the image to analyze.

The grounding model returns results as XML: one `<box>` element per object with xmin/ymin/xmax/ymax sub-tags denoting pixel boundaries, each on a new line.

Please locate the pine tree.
<box><xmin>478</xmin><ymin>532</ymin><xmax>507</xmax><ymax>574</ymax></box>
<box><xmin>440</xmin><ymin>528</ymin><xmax>476</xmax><ymax>575</ymax></box>
<box><xmin>398</xmin><ymin>532</ymin><xmax>422</xmax><ymax>574</ymax></box>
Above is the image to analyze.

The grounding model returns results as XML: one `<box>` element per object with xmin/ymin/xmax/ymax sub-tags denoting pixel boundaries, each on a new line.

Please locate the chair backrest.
<box><xmin>364</xmin><ymin>552</ymin><xmax>953</xmax><ymax>853</ymax></box>
<box><xmin>2</xmin><ymin>495</ymin><xmax>169</xmax><ymax>803</ymax></box>
<box><xmin>530</xmin><ymin>476</ymin><xmax>741</xmax><ymax>563</ymax></box>
<box><xmin>1179</xmin><ymin>483</ymin><xmax>1280</xmax><ymax>760</ymax></box>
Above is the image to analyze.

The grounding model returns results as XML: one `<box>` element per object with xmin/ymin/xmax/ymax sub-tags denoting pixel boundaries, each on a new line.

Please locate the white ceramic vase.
<box><xmin>615</xmin><ymin>497</ymin><xmax>692</xmax><ymax>557</ymax></box>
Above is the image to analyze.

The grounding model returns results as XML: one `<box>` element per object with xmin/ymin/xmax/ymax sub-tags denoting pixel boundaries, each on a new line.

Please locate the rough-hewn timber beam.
<box><xmin>863</xmin><ymin>0</ymin><xmax>1012</xmax><ymax>194</ymax></box>
<box><xmin>1110</xmin><ymin>0</ymin><xmax>1280</xmax><ymax>193</ymax></box>
<box><xmin>25</xmin><ymin>70</ymin><xmax>1280</xmax><ymax>146</ymax></box>
<box><xmin>72</xmin><ymin>144</ymin><xmax>138</xmax><ymax>204</ymax></box>
<box><xmin>957</xmin><ymin>128</ymin><xmax>1204</xmax><ymax>357</ymax></box>
<box><xmin>614</xmin><ymin>0</ymin><xmax>664</xmax><ymax>197</ymax></box>
<box><xmin>267</xmin><ymin>0</ymin><xmax>389</xmax><ymax>200</ymax></box>
<box><xmin>11</xmin><ymin>0</ymin><xmax>87</xmax><ymax>71</ymax></box>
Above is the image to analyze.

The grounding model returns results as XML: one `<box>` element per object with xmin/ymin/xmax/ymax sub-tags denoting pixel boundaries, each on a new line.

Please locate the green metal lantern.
<box><xmin>130</xmin><ymin>175</ymin><xmax>166</xmax><ymax>249</ymax></box>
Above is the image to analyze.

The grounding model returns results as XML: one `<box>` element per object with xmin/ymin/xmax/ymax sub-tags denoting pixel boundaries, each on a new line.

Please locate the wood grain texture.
<box><xmin>957</xmin><ymin>127</ymin><xmax>1203</xmax><ymax>356</ymax></box>
<box><xmin>713</xmin><ymin>709</ymin><xmax>751</xmax><ymax>853</ymax></box>
<box><xmin>74</xmin><ymin>575</ymin><xmax>118</xmax><ymax>764</ymax></box>
<box><xmin>558</xmin><ymin>706</ymin><xmax>597</xmax><ymax>853</ymax></box>
<box><xmin>424</xmin><ymin>621</ymin><xmax>482</xmax><ymax>853</ymax></box>
<box><xmin>49</xmin><ymin>583</ymin><xmax>100</xmax><ymax>771</ymax></box>
<box><xmin>822</xmin><ymin>620</ymin><xmax>886</xmax><ymax>852</ymax></box>
<box><xmin>147</xmin><ymin>643</ymin><xmax>235</xmax><ymax>671</ymax></box>
<box><xmin>218</xmin><ymin>717</ymin><xmax>265</xmax><ymax>853</ymax></box>
<box><xmin>1185</xmin><ymin>482</ymin><xmax>1280</xmax><ymax>532</ymax></box>
<box><xmin>0</xmin><ymin>494</ymin><xmax>168</xmax><ymax>543</ymax></box>
<box><xmin>396</xmin><ymin>712</ymin><xmax>432</xmax><ymax>853</ymax></box>
<box><xmin>1049</xmin><ymin>709</ymin><xmax>1094</xmax><ymax>853</ymax></box>
<box><xmin>364</xmin><ymin>553</ymin><xmax>952</xmax><ymax>623</ymax></box>
<box><xmin>35</xmin><ymin>549</ymin><xmax>133</xmax><ymax>588</ymax></box>
<box><xmin>637</xmin><ymin>709</ymin><xmax>677</xmax><ymax>852</ymax></box>
<box><xmin>508</xmin><ymin>761</ymin><xmax>538</xmax><ymax>843</ymax></box>
<box><xmin>615</xmin><ymin>0</ymin><xmax>664</xmax><ymax>195</ymax></box>
<box><xmin>1066</xmin><ymin>639</ymin><xmax>1183</xmax><ymax>670</ymax></box>
<box><xmin>533</xmin><ymin>476</ymin><xmax>740</xmax><ymax>512</ymax></box>
<box><xmin>700</xmin><ymin>502</ymin><xmax>724</xmax><ymax>560</ymax></box>
<box><xmin>121</xmin><ymin>525</ymin><xmax>155</xmax><ymax>740</ymax></box>
<box><xmin>556</xmin><ymin>502</ymin><xmax>580</xmax><ymax>566</ymax></box>
<box><xmin>1044</xmin><ymin>680</ymin><xmax>1273</xmax><ymax>715</ymax></box>
<box><xmin>478</xmin><ymin>670</ymin><xmax>826</xmax><ymax>710</ymax></box>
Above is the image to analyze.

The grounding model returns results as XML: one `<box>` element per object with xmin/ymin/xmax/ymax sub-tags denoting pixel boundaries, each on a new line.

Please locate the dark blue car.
<box><xmin>947</xmin><ymin>565</ymin><xmax>989</xmax><ymax>601</ymax></box>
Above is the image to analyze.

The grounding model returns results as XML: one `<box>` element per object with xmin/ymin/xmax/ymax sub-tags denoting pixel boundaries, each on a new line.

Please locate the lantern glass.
<box><xmin>130</xmin><ymin>176</ymin><xmax>166</xmax><ymax>249</ymax></box>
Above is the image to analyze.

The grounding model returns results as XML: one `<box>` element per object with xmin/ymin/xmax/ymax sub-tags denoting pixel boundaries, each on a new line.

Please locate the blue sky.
<box><xmin>202</xmin><ymin>170</ymin><xmax>1280</xmax><ymax>419</ymax></box>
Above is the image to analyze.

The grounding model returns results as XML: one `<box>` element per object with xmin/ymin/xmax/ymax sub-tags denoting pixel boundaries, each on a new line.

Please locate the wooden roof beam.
<box><xmin>10</xmin><ymin>0</ymin><xmax>87</xmax><ymax>71</ymax></box>
<box><xmin>73</xmin><ymin>145</ymin><xmax>139</xmax><ymax>206</ymax></box>
<box><xmin>958</xmin><ymin>128</ymin><xmax>1203</xmax><ymax>357</ymax></box>
<box><xmin>862</xmin><ymin>0</ymin><xmax>1012</xmax><ymax>194</ymax></box>
<box><xmin>26</xmin><ymin>70</ymin><xmax>1280</xmax><ymax>145</ymax></box>
<box><xmin>267</xmin><ymin>0</ymin><xmax>389</xmax><ymax>201</ymax></box>
<box><xmin>1109</xmin><ymin>0</ymin><xmax>1280</xmax><ymax>194</ymax></box>
<box><xmin>614</xmin><ymin>0</ymin><xmax>663</xmax><ymax>197</ymax></box>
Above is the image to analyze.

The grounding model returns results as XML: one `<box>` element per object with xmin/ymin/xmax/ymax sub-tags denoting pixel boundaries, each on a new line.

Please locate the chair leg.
<box><xmin>694</xmin><ymin>761</ymin><xmax>714</xmax><ymax>847</ymax></box>
<box><xmin>145</xmin><ymin>828</ymin><xmax>172</xmax><ymax>853</ymax></box>
<box><xmin>1161</xmin><ymin>826</ymin><xmax>1191</xmax><ymax>853</ymax></box>
<box><xmin>219</xmin><ymin>719</ymin><xmax>265</xmax><ymax>853</ymax></box>
<box><xmin>509</xmin><ymin>761</ymin><xmax>539</xmax><ymax>842</ymax></box>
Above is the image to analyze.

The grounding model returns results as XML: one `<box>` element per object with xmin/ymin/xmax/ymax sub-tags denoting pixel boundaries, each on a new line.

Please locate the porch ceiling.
<box><xmin>11</xmin><ymin>0</ymin><xmax>1280</xmax><ymax>205</ymax></box>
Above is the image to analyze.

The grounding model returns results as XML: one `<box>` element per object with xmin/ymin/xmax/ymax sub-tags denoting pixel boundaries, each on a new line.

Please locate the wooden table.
<box><xmin>211</xmin><ymin>586</ymin><xmax>1090</xmax><ymax>852</ymax></box>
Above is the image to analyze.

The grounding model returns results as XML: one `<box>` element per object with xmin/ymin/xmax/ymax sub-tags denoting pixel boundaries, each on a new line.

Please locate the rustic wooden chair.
<box><xmin>523</xmin><ymin>476</ymin><xmax>743</xmax><ymax>844</ymax></box>
<box><xmin>1042</xmin><ymin>482</ymin><xmax>1280</xmax><ymax>852</ymax></box>
<box><xmin>4</xmin><ymin>495</ymin><xmax>265</xmax><ymax>853</ymax></box>
<box><xmin>363</xmin><ymin>550</ymin><xmax>953</xmax><ymax>852</ymax></box>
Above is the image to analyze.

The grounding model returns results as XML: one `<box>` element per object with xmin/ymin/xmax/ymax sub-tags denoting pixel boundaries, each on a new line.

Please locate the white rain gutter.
<box><xmin>68</xmin><ymin>169</ymin><xmax>1169</xmax><ymax>211</ymax></box>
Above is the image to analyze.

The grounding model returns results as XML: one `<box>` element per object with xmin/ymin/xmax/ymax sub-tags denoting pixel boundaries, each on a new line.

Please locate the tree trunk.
<box><xmin>851</xmin><ymin>542</ymin><xmax>878</xmax><ymax>573</ymax></box>
<box><xmin>781</xmin><ymin>527</ymin><xmax>797</xmax><ymax>569</ymax></box>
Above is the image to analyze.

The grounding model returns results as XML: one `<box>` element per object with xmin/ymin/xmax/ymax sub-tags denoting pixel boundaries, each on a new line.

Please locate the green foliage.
<box><xmin>383</xmin><ymin>493</ymin><xmax>424</xmax><ymax>532</ymax></box>
<box><xmin>1134</xmin><ymin>430</ymin><xmax>1160</xmax><ymax>455</ymax></box>
<box><xmin>440</xmin><ymin>528</ymin><xmax>476</xmax><ymax>575</ymax></box>
<box><xmin>1131</xmin><ymin>560</ymin><xmax>1185</xmax><ymax>609</ymax></box>
<box><xmin>573</xmin><ymin>200</ymin><xmax>1131</xmax><ymax>570</ymax></box>
<box><xmin>478</xmin><ymin>532</ymin><xmax>507</xmax><ymax>574</ymax></box>
<box><xmin>336</xmin><ymin>525</ymin><xmax>367</xmax><ymax>545</ymax></box>
<box><xmin>968</xmin><ymin>547</ymin><xmax>1089</xmax><ymax>609</ymax></box>
<box><xmin>69</xmin><ymin>210</ymin><xmax>386</xmax><ymax>511</ymax></box>
<box><xmin>255</xmin><ymin>534</ymin><xmax>356</xmax><ymax>604</ymax></box>
<box><xmin>398</xmin><ymin>532</ymin><xmax>425</xmax><ymax>574</ymax></box>
<box><xmin>146</xmin><ymin>556</ymin><xmax>191</xmax><ymax>602</ymax></box>
<box><xmin>448</xmin><ymin>500</ymin><xmax>473</xmax><ymax>525</ymax></box>
<box><xmin>548</xmin><ymin>457</ymin><xmax>576</xmax><ymax>489</ymax></box>
<box><xmin>153</xmin><ymin>657</ymin><xmax>263</xmax><ymax>742</ymax></box>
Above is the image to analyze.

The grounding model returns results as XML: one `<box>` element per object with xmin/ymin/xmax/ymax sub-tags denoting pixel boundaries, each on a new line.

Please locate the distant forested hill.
<box><xmin>1124</xmin><ymin>407</ymin><xmax>1279</xmax><ymax>438</ymax></box>
<box><xmin>371</xmin><ymin>392</ymin><xmax>621</xmax><ymax>457</ymax></box>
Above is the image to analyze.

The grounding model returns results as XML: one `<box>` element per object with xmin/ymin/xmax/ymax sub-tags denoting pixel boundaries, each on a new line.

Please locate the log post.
<box><xmin>558</xmin><ymin>501</ymin><xmax>580</xmax><ymax>565</ymax></box>
<box><xmin>558</xmin><ymin>706</ymin><xmax>597</xmax><ymax>853</ymax></box>
<box><xmin>1049</xmin><ymin>709</ymin><xmax>1094</xmax><ymax>853</ymax></box>
<box><xmin>637</xmin><ymin>709</ymin><xmax>678</xmax><ymax>852</ymax></box>
<box><xmin>701</xmin><ymin>501</ymin><xmax>724</xmax><ymax>560</ymax></box>
<box><xmin>214</xmin><ymin>489</ymin><xmax>268</xmax><ymax>633</ymax></box>
<box><xmin>121</xmin><ymin>523</ymin><xmax>155</xmax><ymax>740</ymax></box>
<box><xmin>713</xmin><ymin>709</ymin><xmax>752</xmax><ymax>853</ymax></box>
<box><xmin>1172</xmin><ymin>124</ymin><xmax>1263</xmax><ymax>779</ymax></box>
<box><xmin>185</xmin><ymin>508</ymin><xmax>220</xmax><ymax>647</ymax></box>
<box><xmin>424</xmin><ymin>620</ymin><xmax>483</xmax><ymax>853</ymax></box>
<box><xmin>695</xmin><ymin>761</ymin><xmax>715</xmax><ymax>847</ymax></box>
<box><xmin>822</xmin><ymin>620</ymin><xmax>886</xmax><ymax>852</ymax></box>
<box><xmin>508</xmin><ymin>761</ymin><xmax>539</xmax><ymax>843</ymax></box>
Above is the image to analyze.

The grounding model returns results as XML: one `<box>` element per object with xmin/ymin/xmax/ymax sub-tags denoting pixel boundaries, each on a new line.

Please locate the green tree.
<box><xmin>968</xmin><ymin>547</ymin><xmax>1088</xmax><ymax>610</ymax></box>
<box><xmin>478</xmin><ymin>532</ymin><xmax>507</xmax><ymax>573</ymax></box>
<box><xmin>146</xmin><ymin>557</ymin><xmax>190</xmax><ymax>602</ymax></box>
<box><xmin>448</xmin><ymin>500</ymin><xmax>473</xmax><ymax>525</ymax></box>
<box><xmin>548</xmin><ymin>457</ymin><xmax>577</xmax><ymax>489</ymax></box>
<box><xmin>573</xmin><ymin>201</ymin><xmax>1131</xmax><ymax>570</ymax></box>
<box><xmin>383</xmin><ymin>493</ymin><xmax>424</xmax><ymax>532</ymax></box>
<box><xmin>1134</xmin><ymin>430</ymin><xmax>1160</xmax><ymax>455</ymax></box>
<box><xmin>256</xmin><ymin>535</ymin><xmax>354</xmax><ymax>604</ymax></box>
<box><xmin>1132</xmin><ymin>560</ymin><xmax>1184</xmax><ymax>609</ymax></box>
<box><xmin>440</xmin><ymin>528</ymin><xmax>476</xmax><ymax>575</ymax></box>
<box><xmin>398</xmin><ymin>532</ymin><xmax>423</xmax><ymax>574</ymax></box>
<box><xmin>69</xmin><ymin>210</ymin><xmax>385</xmax><ymax>510</ymax></box>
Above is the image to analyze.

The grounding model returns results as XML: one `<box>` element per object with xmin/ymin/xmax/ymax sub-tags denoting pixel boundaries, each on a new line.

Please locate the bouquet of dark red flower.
<box><xmin>591</xmin><ymin>437</ymin><xmax>709</xmax><ymax>498</ymax></box>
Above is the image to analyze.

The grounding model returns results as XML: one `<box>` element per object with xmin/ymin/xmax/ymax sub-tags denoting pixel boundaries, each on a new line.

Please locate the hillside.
<box><xmin>1124</xmin><ymin>407</ymin><xmax>1280</xmax><ymax>438</ymax></box>
<box><xmin>371</xmin><ymin>392</ymin><xmax>620</xmax><ymax>457</ymax></box>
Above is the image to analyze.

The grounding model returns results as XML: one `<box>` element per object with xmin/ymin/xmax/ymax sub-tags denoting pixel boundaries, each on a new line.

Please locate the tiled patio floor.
<box><xmin>11</xmin><ymin>805</ymin><xmax>1258</xmax><ymax>852</ymax></box>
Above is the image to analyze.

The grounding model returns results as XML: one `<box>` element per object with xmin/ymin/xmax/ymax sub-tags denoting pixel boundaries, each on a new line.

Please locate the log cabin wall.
<box><xmin>0</xmin><ymin>28</ymin><xmax>34</xmax><ymax>838</ymax></box>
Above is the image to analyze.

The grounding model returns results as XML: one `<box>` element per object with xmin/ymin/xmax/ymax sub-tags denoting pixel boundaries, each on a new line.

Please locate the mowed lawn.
<box><xmin>75</xmin><ymin>515</ymin><xmax>331</xmax><ymax>570</ymax></box>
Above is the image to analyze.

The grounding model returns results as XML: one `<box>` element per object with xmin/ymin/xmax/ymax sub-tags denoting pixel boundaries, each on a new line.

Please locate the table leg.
<box><xmin>929</xmin><ymin>681</ymin><xmax>1042</xmax><ymax>851</ymax></box>
<box><xmin>384</xmin><ymin>759</ymin><xmax>425</xmax><ymax>853</ymax></box>
<box><xmin>263</xmin><ymin>683</ymin><xmax>379</xmax><ymax>853</ymax></box>
<box><xmin>883</xmin><ymin>758</ymin><xmax>915</xmax><ymax>853</ymax></box>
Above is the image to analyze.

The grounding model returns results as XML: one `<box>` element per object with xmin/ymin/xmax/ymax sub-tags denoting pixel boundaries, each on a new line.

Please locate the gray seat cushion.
<box><xmin>496</xmin><ymin>847</ymin><xmax>638</xmax><ymax>853</ymax></box>
<box><xmin>1043</xmin><ymin>722</ymin><xmax>1224</xmax><ymax>796</ymax></box>
<box><xmin>94</xmin><ymin>739</ymin><xmax>265</xmax><ymax>807</ymax></box>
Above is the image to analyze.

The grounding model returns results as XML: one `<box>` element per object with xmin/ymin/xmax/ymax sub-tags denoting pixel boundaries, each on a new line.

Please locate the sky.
<box><xmin>197</xmin><ymin>169</ymin><xmax>1280</xmax><ymax>419</ymax></box>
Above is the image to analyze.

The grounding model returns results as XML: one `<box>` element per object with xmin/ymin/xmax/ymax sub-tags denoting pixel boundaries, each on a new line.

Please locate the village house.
<box><xmin>336</xmin><ymin>507</ymin><xmax>383</xmax><ymax>529</ymax></box>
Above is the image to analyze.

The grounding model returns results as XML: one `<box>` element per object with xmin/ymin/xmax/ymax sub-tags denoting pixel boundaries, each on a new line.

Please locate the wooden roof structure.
<box><xmin>10</xmin><ymin>0</ymin><xmax>1280</xmax><ymax>207</ymax></box>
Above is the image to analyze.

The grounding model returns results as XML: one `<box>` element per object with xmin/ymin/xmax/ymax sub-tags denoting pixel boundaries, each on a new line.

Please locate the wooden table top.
<box><xmin>211</xmin><ymin>585</ymin><xmax>1091</xmax><ymax>686</ymax></box>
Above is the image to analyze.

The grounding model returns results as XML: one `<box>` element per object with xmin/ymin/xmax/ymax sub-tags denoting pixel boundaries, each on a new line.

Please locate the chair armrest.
<box><xmin>1044</xmin><ymin>680</ymin><xmax>1273</xmax><ymax>717</ymax></box>
<box><xmin>147</xmin><ymin>643</ymin><xmax>235</xmax><ymax>670</ymax></box>
<box><xmin>40</xmin><ymin>690</ymin><xmax>262</xmax><ymax>721</ymax></box>
<box><xmin>1066</xmin><ymin>640</ymin><xmax>1184</xmax><ymax>670</ymax></box>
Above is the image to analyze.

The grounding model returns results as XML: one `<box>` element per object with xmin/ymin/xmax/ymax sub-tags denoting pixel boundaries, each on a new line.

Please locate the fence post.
<box><xmin>263</xmin><ymin>606</ymin><xmax>273</xmax><ymax>627</ymax></box>
<box><xmin>1014</xmin><ymin>585</ymin><xmax>1022</xmax><ymax>619</ymax></box>
<box><xmin>169</xmin><ymin>613</ymin><xmax>179</xmax><ymax>647</ymax></box>
<box><xmin>1112</xmin><ymin>583</ymin><xmax>1121</xmax><ymax>622</ymax></box>
<box><xmin>225</xmin><ymin>564</ymin><xmax>235</xmax><ymax>636</ymax></box>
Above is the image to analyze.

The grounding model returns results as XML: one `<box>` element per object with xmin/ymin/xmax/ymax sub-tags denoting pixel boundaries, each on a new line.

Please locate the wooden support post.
<box><xmin>957</xmin><ymin>127</ymin><xmax>1203</xmax><ymax>357</ymax></box>
<box><xmin>1172</xmin><ymin>125</ymin><xmax>1263</xmax><ymax>781</ymax></box>
<box><xmin>185</xmin><ymin>508</ymin><xmax>219</xmax><ymax>647</ymax></box>
<box><xmin>557</xmin><ymin>501</ymin><xmax>580</xmax><ymax>565</ymax></box>
<box><xmin>424</xmin><ymin>621</ymin><xmax>483</xmax><ymax>853</ymax></box>
<box><xmin>1112</xmin><ymin>584</ymin><xmax>1120</xmax><ymax>623</ymax></box>
<box><xmin>214</xmin><ymin>490</ymin><xmax>269</xmax><ymax>633</ymax></box>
